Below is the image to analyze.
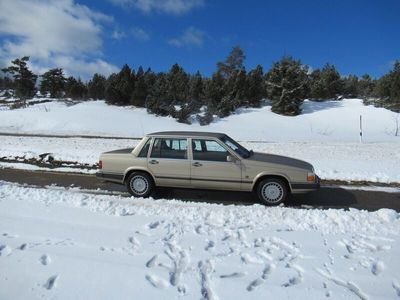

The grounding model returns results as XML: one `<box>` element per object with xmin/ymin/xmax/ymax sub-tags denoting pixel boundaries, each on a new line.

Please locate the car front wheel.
<box><xmin>256</xmin><ymin>178</ymin><xmax>288</xmax><ymax>206</ymax></box>
<box><xmin>126</xmin><ymin>172</ymin><xmax>154</xmax><ymax>197</ymax></box>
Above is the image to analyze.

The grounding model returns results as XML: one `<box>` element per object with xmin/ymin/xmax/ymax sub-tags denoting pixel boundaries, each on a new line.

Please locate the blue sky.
<box><xmin>0</xmin><ymin>0</ymin><xmax>399</xmax><ymax>78</ymax></box>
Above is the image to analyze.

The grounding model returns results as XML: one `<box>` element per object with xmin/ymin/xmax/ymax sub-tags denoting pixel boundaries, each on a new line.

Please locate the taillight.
<box><xmin>99</xmin><ymin>160</ymin><xmax>103</xmax><ymax>169</ymax></box>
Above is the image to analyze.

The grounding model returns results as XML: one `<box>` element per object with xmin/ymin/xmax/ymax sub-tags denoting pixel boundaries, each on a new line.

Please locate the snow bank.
<box><xmin>0</xmin><ymin>181</ymin><xmax>399</xmax><ymax>299</ymax></box>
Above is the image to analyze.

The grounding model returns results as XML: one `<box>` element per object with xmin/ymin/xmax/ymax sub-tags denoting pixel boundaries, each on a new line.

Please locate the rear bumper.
<box><xmin>291</xmin><ymin>176</ymin><xmax>320</xmax><ymax>192</ymax></box>
<box><xmin>95</xmin><ymin>171</ymin><xmax>124</xmax><ymax>182</ymax></box>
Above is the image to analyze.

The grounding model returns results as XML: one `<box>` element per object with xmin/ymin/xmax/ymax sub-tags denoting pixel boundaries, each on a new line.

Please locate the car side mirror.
<box><xmin>226</xmin><ymin>155</ymin><xmax>235</xmax><ymax>162</ymax></box>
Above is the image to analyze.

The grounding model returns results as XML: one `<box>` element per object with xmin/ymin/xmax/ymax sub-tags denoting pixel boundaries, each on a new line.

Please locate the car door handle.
<box><xmin>192</xmin><ymin>162</ymin><xmax>202</xmax><ymax>167</ymax></box>
<box><xmin>149</xmin><ymin>159</ymin><xmax>159</xmax><ymax>164</ymax></box>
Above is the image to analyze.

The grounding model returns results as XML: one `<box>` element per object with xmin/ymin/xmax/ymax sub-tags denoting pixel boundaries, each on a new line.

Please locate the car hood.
<box><xmin>246</xmin><ymin>152</ymin><xmax>313</xmax><ymax>171</ymax></box>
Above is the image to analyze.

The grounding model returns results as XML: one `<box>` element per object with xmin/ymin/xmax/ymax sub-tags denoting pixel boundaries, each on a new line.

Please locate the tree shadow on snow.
<box><xmin>301</xmin><ymin>100</ymin><xmax>343</xmax><ymax>115</ymax></box>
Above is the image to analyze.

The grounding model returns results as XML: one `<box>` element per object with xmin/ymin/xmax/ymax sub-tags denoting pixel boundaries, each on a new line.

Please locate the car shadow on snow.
<box><xmin>152</xmin><ymin>187</ymin><xmax>358</xmax><ymax>210</ymax></box>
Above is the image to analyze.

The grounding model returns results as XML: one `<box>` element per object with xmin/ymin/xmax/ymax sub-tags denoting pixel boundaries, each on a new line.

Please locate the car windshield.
<box><xmin>220</xmin><ymin>135</ymin><xmax>252</xmax><ymax>158</ymax></box>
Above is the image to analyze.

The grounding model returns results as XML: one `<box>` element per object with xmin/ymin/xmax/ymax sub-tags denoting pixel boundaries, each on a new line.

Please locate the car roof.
<box><xmin>147</xmin><ymin>131</ymin><xmax>226</xmax><ymax>138</ymax></box>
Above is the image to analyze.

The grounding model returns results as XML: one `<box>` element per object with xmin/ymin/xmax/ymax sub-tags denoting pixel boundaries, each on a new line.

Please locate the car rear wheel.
<box><xmin>256</xmin><ymin>178</ymin><xmax>288</xmax><ymax>206</ymax></box>
<box><xmin>126</xmin><ymin>172</ymin><xmax>154</xmax><ymax>198</ymax></box>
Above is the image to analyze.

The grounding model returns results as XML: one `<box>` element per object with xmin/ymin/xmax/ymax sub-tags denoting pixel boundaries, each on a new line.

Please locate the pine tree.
<box><xmin>144</xmin><ymin>68</ymin><xmax>156</xmax><ymax>91</ymax></box>
<box><xmin>358</xmin><ymin>74</ymin><xmax>375</xmax><ymax>98</ymax></box>
<box><xmin>117</xmin><ymin>64</ymin><xmax>135</xmax><ymax>105</ymax></box>
<box><xmin>40</xmin><ymin>68</ymin><xmax>66</xmax><ymax>98</ymax></box>
<box><xmin>266</xmin><ymin>56</ymin><xmax>309</xmax><ymax>116</ymax></box>
<box><xmin>145</xmin><ymin>73</ymin><xmax>172</xmax><ymax>115</ymax></box>
<box><xmin>390</xmin><ymin>61</ymin><xmax>400</xmax><ymax>103</ymax></box>
<box><xmin>104</xmin><ymin>73</ymin><xmax>119</xmax><ymax>105</ymax></box>
<box><xmin>204</xmin><ymin>71</ymin><xmax>225</xmax><ymax>112</ymax></box>
<box><xmin>322</xmin><ymin>63</ymin><xmax>343</xmax><ymax>98</ymax></box>
<box><xmin>88</xmin><ymin>73</ymin><xmax>106</xmax><ymax>100</ymax></box>
<box><xmin>309</xmin><ymin>69</ymin><xmax>324</xmax><ymax>100</ymax></box>
<box><xmin>374</xmin><ymin>74</ymin><xmax>391</xmax><ymax>101</ymax></box>
<box><xmin>374</xmin><ymin>60</ymin><xmax>400</xmax><ymax>110</ymax></box>
<box><xmin>2</xmin><ymin>56</ymin><xmax>37</xmax><ymax>100</ymax></box>
<box><xmin>151</xmin><ymin>72</ymin><xmax>168</xmax><ymax>101</ymax></box>
<box><xmin>230</xmin><ymin>69</ymin><xmax>248</xmax><ymax>109</ymax></box>
<box><xmin>104</xmin><ymin>64</ymin><xmax>134</xmax><ymax>105</ymax></box>
<box><xmin>246</xmin><ymin>65</ymin><xmax>264</xmax><ymax>107</ymax></box>
<box><xmin>189</xmin><ymin>71</ymin><xmax>204</xmax><ymax>102</ymax></box>
<box><xmin>309</xmin><ymin>64</ymin><xmax>343</xmax><ymax>100</ymax></box>
<box><xmin>342</xmin><ymin>75</ymin><xmax>359</xmax><ymax>98</ymax></box>
<box><xmin>0</xmin><ymin>76</ymin><xmax>13</xmax><ymax>90</ymax></box>
<box><xmin>131</xmin><ymin>66</ymin><xmax>147</xmax><ymax>107</ymax></box>
<box><xmin>166</xmin><ymin>63</ymin><xmax>189</xmax><ymax>103</ymax></box>
<box><xmin>65</xmin><ymin>77</ymin><xmax>87</xmax><ymax>100</ymax></box>
<box><xmin>217</xmin><ymin>46</ymin><xmax>245</xmax><ymax>79</ymax></box>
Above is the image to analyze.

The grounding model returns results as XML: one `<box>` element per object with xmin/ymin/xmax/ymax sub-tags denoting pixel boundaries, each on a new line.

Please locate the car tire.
<box><xmin>126</xmin><ymin>172</ymin><xmax>154</xmax><ymax>198</ymax></box>
<box><xmin>256</xmin><ymin>178</ymin><xmax>288</xmax><ymax>206</ymax></box>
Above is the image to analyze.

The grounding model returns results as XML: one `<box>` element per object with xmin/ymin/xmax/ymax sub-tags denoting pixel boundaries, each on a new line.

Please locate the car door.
<box><xmin>147</xmin><ymin>137</ymin><xmax>191</xmax><ymax>188</ymax></box>
<box><xmin>190</xmin><ymin>138</ymin><xmax>242</xmax><ymax>190</ymax></box>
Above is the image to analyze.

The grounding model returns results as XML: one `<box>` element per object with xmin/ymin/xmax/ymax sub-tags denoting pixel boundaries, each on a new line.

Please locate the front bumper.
<box><xmin>291</xmin><ymin>176</ymin><xmax>320</xmax><ymax>191</ymax></box>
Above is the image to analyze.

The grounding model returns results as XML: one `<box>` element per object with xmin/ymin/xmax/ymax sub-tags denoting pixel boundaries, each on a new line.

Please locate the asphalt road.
<box><xmin>1</xmin><ymin>168</ymin><xmax>399</xmax><ymax>211</ymax></box>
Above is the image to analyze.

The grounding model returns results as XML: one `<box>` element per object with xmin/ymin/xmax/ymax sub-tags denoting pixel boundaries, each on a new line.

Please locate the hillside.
<box><xmin>0</xmin><ymin>98</ymin><xmax>399</xmax><ymax>142</ymax></box>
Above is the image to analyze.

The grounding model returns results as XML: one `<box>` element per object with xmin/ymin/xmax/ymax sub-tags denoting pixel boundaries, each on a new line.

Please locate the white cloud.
<box><xmin>112</xmin><ymin>30</ymin><xmax>127</xmax><ymax>40</ymax></box>
<box><xmin>168</xmin><ymin>27</ymin><xmax>205</xmax><ymax>48</ymax></box>
<box><xmin>131</xmin><ymin>27</ymin><xmax>150</xmax><ymax>41</ymax></box>
<box><xmin>52</xmin><ymin>56</ymin><xmax>119</xmax><ymax>78</ymax></box>
<box><xmin>0</xmin><ymin>0</ymin><xmax>118</xmax><ymax>78</ymax></box>
<box><xmin>110</xmin><ymin>0</ymin><xmax>204</xmax><ymax>15</ymax></box>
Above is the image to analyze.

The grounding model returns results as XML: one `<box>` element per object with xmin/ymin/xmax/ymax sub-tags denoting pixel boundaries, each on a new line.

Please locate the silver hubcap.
<box><xmin>130</xmin><ymin>176</ymin><xmax>148</xmax><ymax>195</ymax></box>
<box><xmin>261</xmin><ymin>182</ymin><xmax>283</xmax><ymax>203</ymax></box>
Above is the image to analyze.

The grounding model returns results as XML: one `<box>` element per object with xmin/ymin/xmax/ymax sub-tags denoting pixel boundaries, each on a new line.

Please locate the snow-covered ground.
<box><xmin>0</xmin><ymin>98</ymin><xmax>399</xmax><ymax>142</ymax></box>
<box><xmin>1</xmin><ymin>135</ymin><xmax>399</xmax><ymax>183</ymax></box>
<box><xmin>1</xmin><ymin>181</ymin><xmax>399</xmax><ymax>299</ymax></box>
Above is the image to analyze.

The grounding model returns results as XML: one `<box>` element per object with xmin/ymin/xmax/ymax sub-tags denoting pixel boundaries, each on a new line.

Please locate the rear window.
<box><xmin>138</xmin><ymin>138</ymin><xmax>151</xmax><ymax>158</ymax></box>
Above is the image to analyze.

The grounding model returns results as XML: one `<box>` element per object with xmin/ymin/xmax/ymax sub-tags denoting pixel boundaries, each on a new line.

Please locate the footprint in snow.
<box><xmin>392</xmin><ymin>280</ymin><xmax>400</xmax><ymax>297</ymax></box>
<box><xmin>40</xmin><ymin>254</ymin><xmax>51</xmax><ymax>266</ymax></box>
<box><xmin>145</xmin><ymin>274</ymin><xmax>169</xmax><ymax>289</ymax></box>
<box><xmin>241</xmin><ymin>253</ymin><xmax>263</xmax><ymax>264</ymax></box>
<box><xmin>371</xmin><ymin>260</ymin><xmax>384</xmax><ymax>276</ymax></box>
<box><xmin>247</xmin><ymin>278</ymin><xmax>264</xmax><ymax>291</ymax></box>
<box><xmin>2</xmin><ymin>233</ymin><xmax>18</xmax><ymax>239</ymax></box>
<box><xmin>146</xmin><ymin>255</ymin><xmax>158</xmax><ymax>268</ymax></box>
<box><xmin>282</xmin><ymin>264</ymin><xmax>304</xmax><ymax>287</ymax></box>
<box><xmin>261</xmin><ymin>263</ymin><xmax>275</xmax><ymax>279</ymax></box>
<box><xmin>205</xmin><ymin>241</ymin><xmax>215</xmax><ymax>251</ymax></box>
<box><xmin>19</xmin><ymin>243</ymin><xmax>28</xmax><ymax>250</ymax></box>
<box><xmin>128</xmin><ymin>236</ymin><xmax>141</xmax><ymax>251</ymax></box>
<box><xmin>195</xmin><ymin>225</ymin><xmax>204</xmax><ymax>235</ymax></box>
<box><xmin>0</xmin><ymin>244</ymin><xmax>12</xmax><ymax>256</ymax></box>
<box><xmin>44</xmin><ymin>275</ymin><xmax>59</xmax><ymax>290</ymax></box>
<box><xmin>220</xmin><ymin>272</ymin><xmax>246</xmax><ymax>279</ymax></box>
<box><xmin>147</xmin><ymin>221</ymin><xmax>163</xmax><ymax>230</ymax></box>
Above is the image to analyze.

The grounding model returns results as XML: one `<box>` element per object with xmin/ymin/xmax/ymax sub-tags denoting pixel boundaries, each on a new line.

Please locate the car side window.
<box><xmin>137</xmin><ymin>138</ymin><xmax>151</xmax><ymax>158</ymax></box>
<box><xmin>192</xmin><ymin>139</ymin><xmax>229</xmax><ymax>162</ymax></box>
<box><xmin>150</xmin><ymin>138</ymin><xmax>187</xmax><ymax>159</ymax></box>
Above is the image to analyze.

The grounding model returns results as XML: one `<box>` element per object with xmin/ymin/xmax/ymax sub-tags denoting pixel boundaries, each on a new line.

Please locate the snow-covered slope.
<box><xmin>0</xmin><ymin>98</ymin><xmax>399</xmax><ymax>142</ymax></box>
<box><xmin>1</xmin><ymin>181</ymin><xmax>399</xmax><ymax>300</ymax></box>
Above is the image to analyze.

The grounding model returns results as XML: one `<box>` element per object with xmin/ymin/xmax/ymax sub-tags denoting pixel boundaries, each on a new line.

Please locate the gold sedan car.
<box><xmin>96</xmin><ymin>131</ymin><xmax>319</xmax><ymax>205</ymax></box>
